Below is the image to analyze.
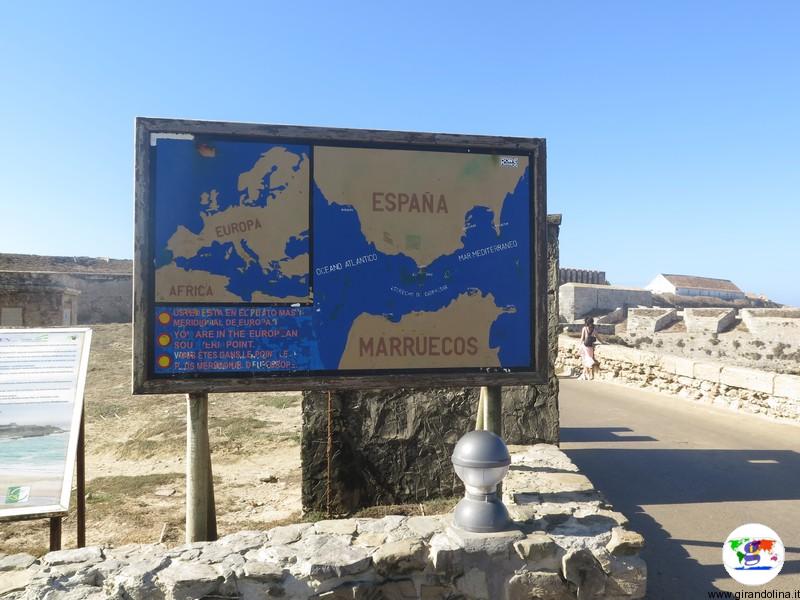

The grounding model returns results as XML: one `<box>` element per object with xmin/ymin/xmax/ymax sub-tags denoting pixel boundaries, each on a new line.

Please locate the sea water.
<box><xmin>0</xmin><ymin>432</ymin><xmax>69</xmax><ymax>473</ymax></box>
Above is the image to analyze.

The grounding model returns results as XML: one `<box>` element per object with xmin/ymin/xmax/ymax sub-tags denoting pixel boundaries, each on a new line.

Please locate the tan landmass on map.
<box><xmin>155</xmin><ymin>263</ymin><xmax>308</xmax><ymax>304</ymax></box>
<box><xmin>155</xmin><ymin>263</ymin><xmax>243</xmax><ymax>302</ymax></box>
<box><xmin>279</xmin><ymin>254</ymin><xmax>309</xmax><ymax>277</ymax></box>
<box><xmin>338</xmin><ymin>291</ymin><xmax>507</xmax><ymax>370</ymax></box>
<box><xmin>156</xmin><ymin>147</ymin><xmax>310</xmax><ymax>303</ymax></box>
<box><xmin>314</xmin><ymin>146</ymin><xmax>527</xmax><ymax>266</ymax></box>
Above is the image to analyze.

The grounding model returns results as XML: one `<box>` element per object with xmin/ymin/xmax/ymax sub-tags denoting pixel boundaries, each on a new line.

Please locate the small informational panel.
<box><xmin>0</xmin><ymin>328</ymin><xmax>92</xmax><ymax>519</ymax></box>
<box><xmin>134</xmin><ymin>118</ymin><xmax>547</xmax><ymax>393</ymax></box>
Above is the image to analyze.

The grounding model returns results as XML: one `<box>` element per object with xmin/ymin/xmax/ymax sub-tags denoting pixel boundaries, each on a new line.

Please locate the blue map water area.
<box><xmin>284</xmin><ymin>230</ymin><xmax>309</xmax><ymax>259</ymax></box>
<box><xmin>310</xmin><ymin>167</ymin><xmax>532</xmax><ymax>369</ymax></box>
<box><xmin>153</xmin><ymin>138</ymin><xmax>309</xmax><ymax>269</ymax></box>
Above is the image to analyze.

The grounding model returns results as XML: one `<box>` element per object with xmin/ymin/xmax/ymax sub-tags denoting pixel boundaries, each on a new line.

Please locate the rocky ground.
<box><xmin>608</xmin><ymin>317</ymin><xmax>800</xmax><ymax>376</ymax></box>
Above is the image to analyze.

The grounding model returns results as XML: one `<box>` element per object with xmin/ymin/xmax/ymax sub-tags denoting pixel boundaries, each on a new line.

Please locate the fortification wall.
<box><xmin>559</xmin><ymin>284</ymin><xmax>652</xmax><ymax>322</ymax></box>
<box><xmin>740</xmin><ymin>308</ymin><xmax>800</xmax><ymax>344</ymax></box>
<box><xmin>557</xmin><ymin>336</ymin><xmax>800</xmax><ymax>423</ymax></box>
<box><xmin>0</xmin><ymin>253</ymin><xmax>131</xmax><ymax>274</ymax></box>
<box><xmin>0</xmin><ymin>271</ymin><xmax>131</xmax><ymax>324</ymax></box>
<box><xmin>560</xmin><ymin>268</ymin><xmax>608</xmax><ymax>285</ymax></box>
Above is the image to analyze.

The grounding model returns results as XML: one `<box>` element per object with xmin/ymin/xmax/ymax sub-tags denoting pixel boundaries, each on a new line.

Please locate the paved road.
<box><xmin>559</xmin><ymin>377</ymin><xmax>800</xmax><ymax>599</ymax></box>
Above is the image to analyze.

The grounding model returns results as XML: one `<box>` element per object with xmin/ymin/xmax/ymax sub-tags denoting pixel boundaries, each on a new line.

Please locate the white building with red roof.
<box><xmin>646</xmin><ymin>274</ymin><xmax>745</xmax><ymax>301</ymax></box>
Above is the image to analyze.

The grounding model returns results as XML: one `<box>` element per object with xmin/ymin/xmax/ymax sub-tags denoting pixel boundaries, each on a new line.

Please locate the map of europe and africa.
<box><xmin>152</xmin><ymin>136</ymin><xmax>532</xmax><ymax>375</ymax></box>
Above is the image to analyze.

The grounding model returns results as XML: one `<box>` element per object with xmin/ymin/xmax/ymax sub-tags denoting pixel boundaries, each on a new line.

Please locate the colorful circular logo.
<box><xmin>158</xmin><ymin>312</ymin><xmax>172</xmax><ymax>325</ymax></box>
<box><xmin>723</xmin><ymin>523</ymin><xmax>784</xmax><ymax>585</ymax></box>
<box><xmin>157</xmin><ymin>355</ymin><xmax>172</xmax><ymax>369</ymax></box>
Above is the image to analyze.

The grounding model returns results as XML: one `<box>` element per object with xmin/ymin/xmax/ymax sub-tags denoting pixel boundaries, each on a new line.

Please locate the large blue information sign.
<box><xmin>134</xmin><ymin>119</ymin><xmax>547</xmax><ymax>393</ymax></box>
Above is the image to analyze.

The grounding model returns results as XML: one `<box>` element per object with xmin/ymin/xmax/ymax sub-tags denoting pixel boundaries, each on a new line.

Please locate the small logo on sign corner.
<box><xmin>499</xmin><ymin>156</ymin><xmax>519</xmax><ymax>168</ymax></box>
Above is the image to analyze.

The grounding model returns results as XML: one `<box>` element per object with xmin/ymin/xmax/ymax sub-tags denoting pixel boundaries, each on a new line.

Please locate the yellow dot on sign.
<box><xmin>158</xmin><ymin>312</ymin><xmax>171</xmax><ymax>325</ymax></box>
<box><xmin>158</xmin><ymin>334</ymin><xmax>171</xmax><ymax>346</ymax></box>
<box><xmin>158</xmin><ymin>355</ymin><xmax>171</xmax><ymax>368</ymax></box>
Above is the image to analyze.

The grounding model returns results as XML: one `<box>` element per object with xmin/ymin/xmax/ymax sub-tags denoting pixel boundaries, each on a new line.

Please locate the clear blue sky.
<box><xmin>1</xmin><ymin>2</ymin><xmax>798</xmax><ymax>305</ymax></box>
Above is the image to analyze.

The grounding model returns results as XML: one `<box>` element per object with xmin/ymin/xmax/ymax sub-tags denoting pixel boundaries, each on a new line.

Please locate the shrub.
<box><xmin>773</xmin><ymin>343</ymin><xmax>790</xmax><ymax>359</ymax></box>
<box><xmin>732</xmin><ymin>340</ymin><xmax>741</xmax><ymax>349</ymax></box>
<box><xmin>676</xmin><ymin>339</ymin><xmax>686</xmax><ymax>348</ymax></box>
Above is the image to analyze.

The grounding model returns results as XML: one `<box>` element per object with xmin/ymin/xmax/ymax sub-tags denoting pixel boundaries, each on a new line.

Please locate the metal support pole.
<box><xmin>77</xmin><ymin>410</ymin><xmax>86</xmax><ymax>547</ymax></box>
<box><xmin>49</xmin><ymin>517</ymin><xmax>62</xmax><ymax>551</ymax></box>
<box><xmin>482</xmin><ymin>385</ymin><xmax>502</xmax><ymax>436</ymax></box>
<box><xmin>186</xmin><ymin>392</ymin><xmax>213</xmax><ymax>542</ymax></box>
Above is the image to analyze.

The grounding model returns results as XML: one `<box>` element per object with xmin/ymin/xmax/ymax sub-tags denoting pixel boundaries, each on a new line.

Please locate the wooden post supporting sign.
<box><xmin>481</xmin><ymin>385</ymin><xmax>502</xmax><ymax>437</ymax></box>
<box><xmin>186</xmin><ymin>392</ymin><xmax>217</xmax><ymax>542</ymax></box>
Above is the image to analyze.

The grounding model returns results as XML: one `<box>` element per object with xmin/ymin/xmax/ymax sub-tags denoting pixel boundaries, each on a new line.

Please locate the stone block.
<box><xmin>513</xmin><ymin>533</ymin><xmax>563</xmax><ymax>570</ymax></box>
<box><xmin>694</xmin><ymin>361</ymin><xmax>722</xmax><ymax>383</ymax></box>
<box><xmin>269</xmin><ymin>523</ymin><xmax>312</xmax><ymax>545</ymax></box>
<box><xmin>506</xmin><ymin>571</ymin><xmax>572</xmax><ymax>600</ymax></box>
<box><xmin>42</xmin><ymin>547</ymin><xmax>104</xmax><ymax>567</ymax></box>
<box><xmin>720</xmin><ymin>366</ymin><xmax>775</xmax><ymax>394</ymax></box>
<box><xmin>428</xmin><ymin>532</ymin><xmax>465</xmax><ymax>578</ymax></box>
<box><xmin>155</xmin><ymin>561</ymin><xmax>222</xmax><ymax>600</ymax></box>
<box><xmin>605</xmin><ymin>555</ymin><xmax>648</xmax><ymax>599</ymax></box>
<box><xmin>242</xmin><ymin>560</ymin><xmax>284</xmax><ymax>582</ymax></box>
<box><xmin>673</xmin><ymin>357</ymin><xmax>695</xmax><ymax>377</ymax></box>
<box><xmin>372</xmin><ymin>538</ymin><xmax>427</xmax><ymax>575</ymax></box>
<box><xmin>297</xmin><ymin>536</ymin><xmax>372</xmax><ymax>579</ymax></box>
<box><xmin>0</xmin><ymin>568</ymin><xmax>34</xmax><ymax>596</ymax></box>
<box><xmin>314</xmin><ymin>518</ymin><xmax>358</xmax><ymax>536</ymax></box>
<box><xmin>445</xmin><ymin>525</ymin><xmax>526</xmax><ymax>558</ymax></box>
<box><xmin>105</xmin><ymin>556</ymin><xmax>171</xmax><ymax>600</ymax></box>
<box><xmin>562</xmin><ymin>549</ymin><xmax>607</xmax><ymax>600</ymax></box>
<box><xmin>774</xmin><ymin>375</ymin><xmax>800</xmax><ymax>401</ymax></box>
<box><xmin>606</xmin><ymin>527</ymin><xmax>645</xmax><ymax>556</ymax></box>
<box><xmin>406</xmin><ymin>515</ymin><xmax>444</xmax><ymax>539</ymax></box>
<box><xmin>0</xmin><ymin>553</ymin><xmax>36</xmax><ymax>572</ymax></box>
<box><xmin>456</xmin><ymin>567</ymin><xmax>489</xmax><ymax>600</ymax></box>
<box><xmin>353</xmin><ymin>531</ymin><xmax>387</xmax><ymax>548</ymax></box>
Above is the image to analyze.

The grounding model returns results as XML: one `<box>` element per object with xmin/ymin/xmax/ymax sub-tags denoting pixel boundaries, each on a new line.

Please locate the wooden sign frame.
<box><xmin>133</xmin><ymin>118</ymin><xmax>547</xmax><ymax>394</ymax></box>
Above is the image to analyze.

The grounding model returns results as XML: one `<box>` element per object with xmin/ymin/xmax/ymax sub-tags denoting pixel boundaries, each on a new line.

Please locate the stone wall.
<box><xmin>557</xmin><ymin>336</ymin><xmax>800</xmax><ymax>423</ymax></box>
<box><xmin>683</xmin><ymin>308</ymin><xmax>735</xmax><ymax>334</ymax></box>
<box><xmin>0</xmin><ymin>253</ymin><xmax>131</xmax><ymax>274</ymax></box>
<box><xmin>0</xmin><ymin>271</ymin><xmax>131</xmax><ymax>324</ymax></box>
<box><xmin>302</xmin><ymin>215</ymin><xmax>562</xmax><ymax>514</ymax></box>
<box><xmin>740</xmin><ymin>308</ymin><xmax>800</xmax><ymax>344</ymax></box>
<box><xmin>559</xmin><ymin>284</ymin><xmax>652</xmax><ymax>322</ymax></box>
<box><xmin>0</xmin><ymin>445</ymin><xmax>646</xmax><ymax>600</ymax></box>
<box><xmin>0</xmin><ymin>284</ymin><xmax>79</xmax><ymax>327</ymax></box>
<box><xmin>626</xmin><ymin>308</ymin><xmax>677</xmax><ymax>335</ymax></box>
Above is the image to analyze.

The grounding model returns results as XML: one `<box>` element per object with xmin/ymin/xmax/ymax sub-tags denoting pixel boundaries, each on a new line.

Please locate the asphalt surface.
<box><xmin>559</xmin><ymin>377</ymin><xmax>800</xmax><ymax>599</ymax></box>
